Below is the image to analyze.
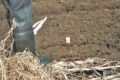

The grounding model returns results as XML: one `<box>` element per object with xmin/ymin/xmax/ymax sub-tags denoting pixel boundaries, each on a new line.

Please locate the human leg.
<box><xmin>1</xmin><ymin>0</ymin><xmax>36</xmax><ymax>55</ymax></box>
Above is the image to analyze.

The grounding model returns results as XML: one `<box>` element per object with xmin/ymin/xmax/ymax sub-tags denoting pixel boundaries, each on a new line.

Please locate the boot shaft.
<box><xmin>2</xmin><ymin>0</ymin><xmax>36</xmax><ymax>55</ymax></box>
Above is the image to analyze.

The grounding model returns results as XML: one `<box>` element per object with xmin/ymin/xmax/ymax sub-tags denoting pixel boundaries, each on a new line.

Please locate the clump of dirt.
<box><xmin>0</xmin><ymin>0</ymin><xmax>120</xmax><ymax>61</ymax></box>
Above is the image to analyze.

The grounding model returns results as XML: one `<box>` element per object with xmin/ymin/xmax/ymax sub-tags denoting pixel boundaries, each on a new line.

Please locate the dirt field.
<box><xmin>0</xmin><ymin>0</ymin><xmax>120</xmax><ymax>61</ymax></box>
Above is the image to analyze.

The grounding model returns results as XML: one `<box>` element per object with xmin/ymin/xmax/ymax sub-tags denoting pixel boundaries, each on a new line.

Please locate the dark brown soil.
<box><xmin>0</xmin><ymin>0</ymin><xmax>120</xmax><ymax>61</ymax></box>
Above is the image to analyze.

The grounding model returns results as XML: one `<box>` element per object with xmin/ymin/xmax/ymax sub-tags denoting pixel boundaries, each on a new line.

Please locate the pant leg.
<box><xmin>1</xmin><ymin>0</ymin><xmax>36</xmax><ymax>55</ymax></box>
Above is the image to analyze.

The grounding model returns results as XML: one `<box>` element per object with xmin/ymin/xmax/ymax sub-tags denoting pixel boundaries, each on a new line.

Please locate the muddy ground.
<box><xmin>0</xmin><ymin>0</ymin><xmax>120</xmax><ymax>61</ymax></box>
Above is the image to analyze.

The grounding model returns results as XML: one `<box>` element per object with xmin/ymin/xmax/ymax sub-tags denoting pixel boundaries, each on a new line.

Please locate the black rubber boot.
<box><xmin>1</xmin><ymin>0</ymin><xmax>36</xmax><ymax>55</ymax></box>
<box><xmin>2</xmin><ymin>0</ymin><xmax>51</xmax><ymax>64</ymax></box>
